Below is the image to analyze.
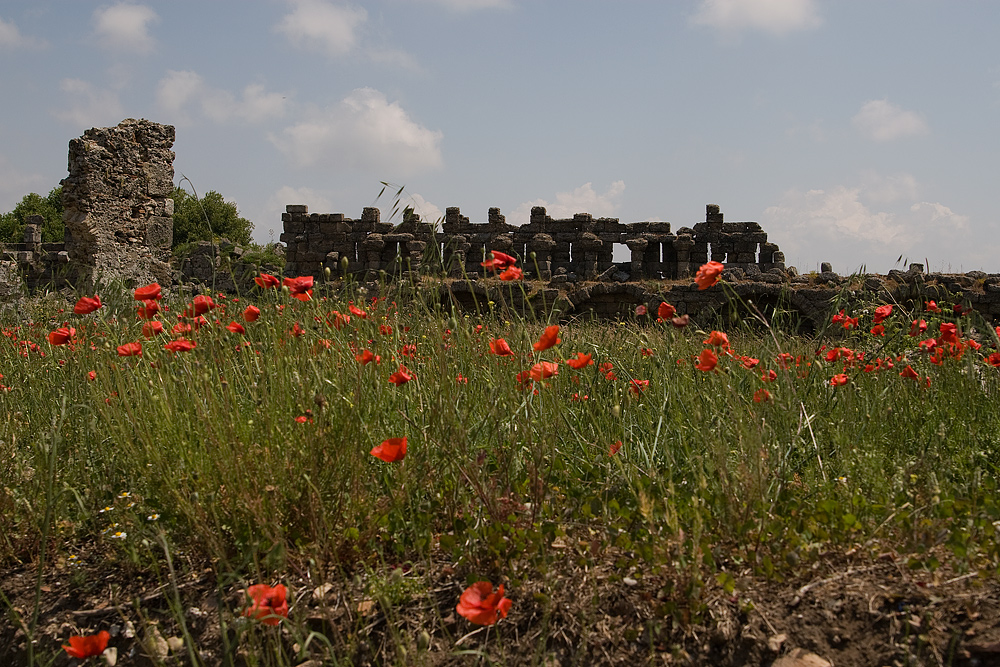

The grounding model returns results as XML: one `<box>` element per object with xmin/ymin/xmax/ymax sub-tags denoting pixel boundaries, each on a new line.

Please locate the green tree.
<box><xmin>0</xmin><ymin>187</ymin><xmax>64</xmax><ymax>244</ymax></box>
<box><xmin>172</xmin><ymin>186</ymin><xmax>254</xmax><ymax>247</ymax></box>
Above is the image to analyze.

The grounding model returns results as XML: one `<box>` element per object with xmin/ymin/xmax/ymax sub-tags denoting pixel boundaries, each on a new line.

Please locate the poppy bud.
<box><xmin>611</xmin><ymin>404</ymin><xmax>621</xmax><ymax>419</ymax></box>
<box><xmin>417</xmin><ymin>630</ymin><xmax>431</xmax><ymax>651</ymax></box>
<box><xmin>341</xmin><ymin>256</ymin><xmax>349</xmax><ymax>272</ymax></box>
<box><xmin>324</xmin><ymin>267</ymin><xmax>331</xmax><ymax>279</ymax></box>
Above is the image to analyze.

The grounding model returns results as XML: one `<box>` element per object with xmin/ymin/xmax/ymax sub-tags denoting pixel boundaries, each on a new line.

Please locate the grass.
<box><xmin>1</xmin><ymin>274</ymin><xmax>1000</xmax><ymax>665</ymax></box>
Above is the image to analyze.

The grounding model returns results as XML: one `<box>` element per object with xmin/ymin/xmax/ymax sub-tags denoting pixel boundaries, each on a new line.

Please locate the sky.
<box><xmin>1</xmin><ymin>0</ymin><xmax>998</xmax><ymax>274</ymax></box>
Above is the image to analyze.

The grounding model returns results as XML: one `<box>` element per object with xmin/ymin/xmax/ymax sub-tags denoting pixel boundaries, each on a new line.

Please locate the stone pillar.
<box><xmin>626</xmin><ymin>237</ymin><xmax>648</xmax><ymax>280</ymax></box>
<box><xmin>527</xmin><ymin>233</ymin><xmax>555</xmax><ymax>279</ymax></box>
<box><xmin>674</xmin><ymin>234</ymin><xmax>695</xmax><ymax>277</ymax></box>
<box><xmin>61</xmin><ymin>118</ymin><xmax>175</xmax><ymax>289</ymax></box>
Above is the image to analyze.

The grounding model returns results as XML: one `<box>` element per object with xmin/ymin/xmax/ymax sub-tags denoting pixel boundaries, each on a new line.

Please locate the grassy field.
<box><xmin>2</xmin><ymin>270</ymin><xmax>999</xmax><ymax>666</ymax></box>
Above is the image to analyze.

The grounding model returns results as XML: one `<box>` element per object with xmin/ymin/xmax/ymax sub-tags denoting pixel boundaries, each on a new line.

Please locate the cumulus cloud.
<box><xmin>155</xmin><ymin>70</ymin><xmax>288</xmax><ymax>125</ymax></box>
<box><xmin>272</xmin><ymin>88</ymin><xmax>443</xmax><ymax>175</ymax></box>
<box><xmin>398</xmin><ymin>193</ymin><xmax>444</xmax><ymax>224</ymax></box>
<box><xmin>852</xmin><ymin>99</ymin><xmax>929</xmax><ymax>142</ymax></box>
<box><xmin>0</xmin><ymin>16</ymin><xmax>46</xmax><ymax>50</ymax></box>
<box><xmin>91</xmin><ymin>3</ymin><xmax>158</xmax><ymax>54</ymax></box>
<box><xmin>508</xmin><ymin>181</ymin><xmax>626</xmax><ymax>226</ymax></box>
<box><xmin>691</xmin><ymin>0</ymin><xmax>821</xmax><ymax>36</ymax></box>
<box><xmin>54</xmin><ymin>78</ymin><xmax>124</xmax><ymax>129</ymax></box>
<box><xmin>762</xmin><ymin>176</ymin><xmax>973</xmax><ymax>272</ymax></box>
<box><xmin>275</xmin><ymin>0</ymin><xmax>367</xmax><ymax>57</ymax></box>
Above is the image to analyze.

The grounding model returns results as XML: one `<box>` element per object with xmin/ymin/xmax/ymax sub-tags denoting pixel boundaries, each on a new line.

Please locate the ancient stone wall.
<box><xmin>61</xmin><ymin>118</ymin><xmax>175</xmax><ymax>288</ymax></box>
<box><xmin>281</xmin><ymin>203</ymin><xmax>787</xmax><ymax>282</ymax></box>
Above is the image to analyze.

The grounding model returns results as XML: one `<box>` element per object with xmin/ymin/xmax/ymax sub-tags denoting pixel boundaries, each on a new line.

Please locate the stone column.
<box><xmin>674</xmin><ymin>234</ymin><xmax>695</xmax><ymax>277</ymax></box>
<box><xmin>626</xmin><ymin>237</ymin><xmax>648</xmax><ymax>280</ymax></box>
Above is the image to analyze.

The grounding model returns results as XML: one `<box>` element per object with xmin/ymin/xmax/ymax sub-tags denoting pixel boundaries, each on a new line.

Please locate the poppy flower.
<box><xmin>753</xmin><ymin>388</ymin><xmax>771</xmax><ymax>403</ymax></box>
<box><xmin>137</xmin><ymin>300</ymin><xmax>160</xmax><ymax>320</ymax></box>
<box><xmin>379</xmin><ymin>324</ymin><xmax>393</xmax><ymax>336</ymax></box>
<box><xmin>226</xmin><ymin>321</ymin><xmax>245</xmax><ymax>335</ymax></box>
<box><xmin>528</xmin><ymin>361</ymin><xmax>559</xmax><ymax>382</ymax></box>
<box><xmin>609</xmin><ymin>440</ymin><xmax>622</xmax><ymax>456</ymax></box>
<box><xmin>328</xmin><ymin>311</ymin><xmax>350</xmax><ymax>330</ymax></box>
<box><xmin>628</xmin><ymin>379</ymin><xmax>649</xmax><ymax>396</ymax></box>
<box><xmin>388</xmin><ymin>364</ymin><xmax>413</xmax><ymax>386</ymax></box>
<box><xmin>695</xmin><ymin>348</ymin><xmax>718</xmax><ymax>372</ymax></box>
<box><xmin>489</xmin><ymin>339</ymin><xmax>515</xmax><ymax>356</ymax></box>
<box><xmin>870</xmin><ymin>324</ymin><xmax>885</xmax><ymax>337</ymax></box>
<box><xmin>641</xmin><ymin>347</ymin><xmax>654</xmax><ymax>357</ymax></box>
<box><xmin>134</xmin><ymin>283</ymin><xmax>161</xmax><ymax>301</ymax></box>
<box><xmin>761</xmin><ymin>369</ymin><xmax>777</xmax><ymax>382</ymax></box>
<box><xmin>398</xmin><ymin>343</ymin><xmax>417</xmax><ymax>358</ymax></box>
<box><xmin>142</xmin><ymin>321</ymin><xmax>165</xmax><ymax>338</ymax></box>
<box><xmin>243</xmin><ymin>305</ymin><xmax>260</xmax><ymax>322</ymax></box>
<box><xmin>290</xmin><ymin>322</ymin><xmax>304</xmax><ymax>337</ymax></box>
<box><xmin>703</xmin><ymin>331</ymin><xmax>729</xmax><ymax>348</ymax></box>
<box><xmin>348</xmin><ymin>303</ymin><xmax>367</xmax><ymax>318</ymax></box>
<box><xmin>172</xmin><ymin>322</ymin><xmax>192</xmax><ymax>335</ymax></box>
<box><xmin>939</xmin><ymin>322</ymin><xmax>959</xmax><ymax>344</ymax></box>
<box><xmin>498</xmin><ymin>266</ymin><xmax>523</xmax><ymax>281</ymax></box>
<box><xmin>87</xmin><ymin>371</ymin><xmax>97</xmax><ymax>381</ymax></box>
<box><xmin>832</xmin><ymin>309</ymin><xmax>846</xmax><ymax>324</ymax></box>
<box><xmin>671</xmin><ymin>314</ymin><xmax>690</xmax><ymax>328</ymax></box>
<box><xmin>74</xmin><ymin>295</ymin><xmax>102</xmax><ymax>315</ymax></box>
<box><xmin>164</xmin><ymin>339</ymin><xmax>196</xmax><ymax>353</ymax></box>
<box><xmin>598</xmin><ymin>362</ymin><xmax>615</xmax><ymax>380</ymax></box>
<box><xmin>635</xmin><ymin>305</ymin><xmax>647</xmax><ymax>316</ymax></box>
<box><xmin>954</xmin><ymin>303</ymin><xmax>971</xmax><ymax>316</ymax></box>
<box><xmin>873</xmin><ymin>304</ymin><xmax>893</xmax><ymax>324</ymax></box>
<box><xmin>62</xmin><ymin>630</ymin><xmax>110</xmax><ymax>659</ymax></box>
<box><xmin>657</xmin><ymin>302</ymin><xmax>676</xmax><ymax>321</ymax></box>
<box><xmin>741</xmin><ymin>356</ymin><xmax>760</xmax><ymax>369</ymax></box>
<box><xmin>371</xmin><ymin>436</ymin><xmax>407</xmax><ymax>462</ymax></box>
<box><xmin>295</xmin><ymin>414</ymin><xmax>313</xmax><ymax>424</ymax></box>
<box><xmin>117</xmin><ymin>342</ymin><xmax>142</xmax><ymax>357</ymax></box>
<box><xmin>830</xmin><ymin>373</ymin><xmax>849</xmax><ymax>386</ymax></box>
<box><xmin>988</xmin><ymin>352</ymin><xmax>1000</xmax><ymax>367</ymax></box>
<box><xmin>192</xmin><ymin>295</ymin><xmax>216</xmax><ymax>315</ymax></box>
<box><xmin>481</xmin><ymin>251</ymin><xmax>517</xmax><ymax>271</ymax></box>
<box><xmin>244</xmin><ymin>584</ymin><xmax>288</xmax><ymax>625</ymax></box>
<box><xmin>909</xmin><ymin>319</ymin><xmax>927</xmax><ymax>336</ymax></box>
<box><xmin>456</xmin><ymin>581</ymin><xmax>512</xmax><ymax>626</ymax></box>
<box><xmin>255</xmin><ymin>273</ymin><xmax>281</xmax><ymax>289</ymax></box>
<box><xmin>533</xmin><ymin>325</ymin><xmax>561</xmax><ymax>351</ymax></box>
<box><xmin>694</xmin><ymin>261</ymin><xmax>724</xmax><ymax>290</ymax></box>
<box><xmin>356</xmin><ymin>349</ymin><xmax>379</xmax><ymax>365</ymax></box>
<box><xmin>899</xmin><ymin>365</ymin><xmax>919</xmax><ymax>380</ymax></box>
<box><xmin>283</xmin><ymin>276</ymin><xmax>314</xmax><ymax>301</ymax></box>
<box><xmin>842</xmin><ymin>316</ymin><xmax>859</xmax><ymax>330</ymax></box>
<box><xmin>48</xmin><ymin>327</ymin><xmax>75</xmax><ymax>345</ymax></box>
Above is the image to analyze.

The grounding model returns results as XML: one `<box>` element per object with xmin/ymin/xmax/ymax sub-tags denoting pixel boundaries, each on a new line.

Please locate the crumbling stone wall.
<box><xmin>60</xmin><ymin>118</ymin><xmax>175</xmax><ymax>288</ymax></box>
<box><xmin>281</xmin><ymin>203</ymin><xmax>786</xmax><ymax>282</ymax></box>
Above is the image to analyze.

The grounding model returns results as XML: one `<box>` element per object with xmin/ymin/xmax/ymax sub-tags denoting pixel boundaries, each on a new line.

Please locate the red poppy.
<box><xmin>694</xmin><ymin>261</ymin><xmax>724</xmax><ymax>290</ymax></box>
<box><xmin>741</xmin><ymin>356</ymin><xmax>760</xmax><ymax>369</ymax></box>
<box><xmin>671</xmin><ymin>314</ymin><xmax>690</xmax><ymax>328</ymax></box>
<box><xmin>142</xmin><ymin>321</ymin><xmax>164</xmax><ymax>338</ymax></box>
<box><xmin>481</xmin><ymin>251</ymin><xmax>517</xmax><ymax>271</ymax></box>
<box><xmin>703</xmin><ymin>331</ymin><xmax>729</xmax><ymax>347</ymax></box>
<box><xmin>87</xmin><ymin>370</ymin><xmax>96</xmax><ymax>381</ymax></box>
<box><xmin>609</xmin><ymin>440</ymin><xmax>622</xmax><ymax>456</ymax></box>
<box><xmin>62</xmin><ymin>630</ymin><xmax>110</xmax><ymax>659</ymax></box>
<box><xmin>563</xmin><ymin>352</ymin><xmax>592</xmax><ymax>369</ymax></box>
<box><xmin>348</xmin><ymin>303</ymin><xmax>367</xmax><ymax>318</ymax></box>
<box><xmin>498</xmin><ymin>266</ymin><xmax>523</xmax><ymax>281</ymax></box>
<box><xmin>133</xmin><ymin>283</ymin><xmax>162</xmax><ymax>301</ymax></box>
<box><xmin>988</xmin><ymin>352</ymin><xmax>1000</xmax><ymax>367</ymax></box>
<box><xmin>244</xmin><ymin>584</ymin><xmax>288</xmax><ymax>625</ymax></box>
<box><xmin>117</xmin><ymin>342</ymin><xmax>142</xmax><ymax>357</ymax></box>
<box><xmin>657</xmin><ymin>302</ymin><xmax>676</xmax><ymax>321</ymax></box>
<box><xmin>830</xmin><ymin>373</ymin><xmax>849</xmax><ymax>386</ymax></box>
<box><xmin>939</xmin><ymin>322</ymin><xmax>959</xmax><ymax>344</ymax></box>
<box><xmin>172</xmin><ymin>322</ymin><xmax>192</xmax><ymax>335</ymax></box>
<box><xmin>832</xmin><ymin>309</ymin><xmax>846</xmax><ymax>324</ymax></box>
<box><xmin>870</xmin><ymin>324</ymin><xmax>885</xmax><ymax>337</ymax></box>
<box><xmin>255</xmin><ymin>273</ymin><xmax>281</xmax><ymax>289</ymax></box>
<box><xmin>295</xmin><ymin>414</ymin><xmax>313</xmax><ymax>424</ymax></box>
<box><xmin>842</xmin><ymin>316</ymin><xmax>859</xmax><ymax>330</ymax></box>
<box><xmin>456</xmin><ymin>581</ymin><xmax>512</xmax><ymax>626</ymax></box>
<box><xmin>226</xmin><ymin>321</ymin><xmax>245</xmax><ymax>335</ymax></box>
<box><xmin>925</xmin><ymin>300</ymin><xmax>940</xmax><ymax>312</ymax></box>
<box><xmin>192</xmin><ymin>295</ymin><xmax>216</xmax><ymax>315</ymax></box>
<box><xmin>137</xmin><ymin>300</ymin><xmax>160</xmax><ymax>320</ymax></box>
<box><xmin>598</xmin><ymin>362</ymin><xmax>615</xmax><ymax>380</ymax></box>
<box><xmin>753</xmin><ymin>388</ymin><xmax>771</xmax><ymax>403</ymax></box>
<box><xmin>695</xmin><ymin>348</ymin><xmax>718</xmax><ymax>372</ymax></box>
<box><xmin>900</xmin><ymin>365</ymin><xmax>919</xmax><ymax>380</ymax></box>
<box><xmin>873</xmin><ymin>304</ymin><xmax>893</xmax><ymax>324</ymax></box>
<box><xmin>954</xmin><ymin>303</ymin><xmax>971</xmax><ymax>316</ymax></box>
<box><xmin>356</xmin><ymin>349</ymin><xmax>379</xmax><ymax>365</ymax></box>
<box><xmin>48</xmin><ymin>327</ymin><xmax>76</xmax><ymax>345</ymax></box>
<box><xmin>328</xmin><ymin>311</ymin><xmax>350</xmax><ymax>330</ymax></box>
<box><xmin>761</xmin><ymin>369</ymin><xmax>777</xmax><ymax>382</ymax></box>
<box><xmin>74</xmin><ymin>295</ymin><xmax>102</xmax><ymax>315</ymax></box>
<box><xmin>283</xmin><ymin>276</ymin><xmax>314</xmax><ymax>301</ymax></box>
<box><xmin>909</xmin><ymin>319</ymin><xmax>927</xmax><ymax>336</ymax></box>
<box><xmin>641</xmin><ymin>347</ymin><xmax>654</xmax><ymax>357</ymax></box>
<box><xmin>388</xmin><ymin>364</ymin><xmax>413</xmax><ymax>386</ymax></box>
<box><xmin>528</xmin><ymin>361</ymin><xmax>559</xmax><ymax>382</ymax></box>
<box><xmin>290</xmin><ymin>322</ymin><xmax>304</xmax><ymax>337</ymax></box>
<box><xmin>533</xmin><ymin>325</ymin><xmax>561</xmax><ymax>351</ymax></box>
<box><xmin>164</xmin><ymin>339</ymin><xmax>196</xmax><ymax>352</ymax></box>
<box><xmin>489</xmin><ymin>338</ymin><xmax>515</xmax><ymax>356</ymax></box>
<box><xmin>379</xmin><ymin>324</ymin><xmax>393</xmax><ymax>336</ymax></box>
<box><xmin>398</xmin><ymin>343</ymin><xmax>417</xmax><ymax>358</ymax></box>
<box><xmin>635</xmin><ymin>305</ymin><xmax>647</xmax><ymax>316</ymax></box>
<box><xmin>371</xmin><ymin>437</ymin><xmax>407</xmax><ymax>462</ymax></box>
<box><xmin>628</xmin><ymin>379</ymin><xmax>649</xmax><ymax>395</ymax></box>
<box><xmin>243</xmin><ymin>305</ymin><xmax>260</xmax><ymax>322</ymax></box>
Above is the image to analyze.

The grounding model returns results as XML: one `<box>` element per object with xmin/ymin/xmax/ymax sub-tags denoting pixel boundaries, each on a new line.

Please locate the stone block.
<box><xmin>145</xmin><ymin>216</ymin><xmax>173</xmax><ymax>249</ymax></box>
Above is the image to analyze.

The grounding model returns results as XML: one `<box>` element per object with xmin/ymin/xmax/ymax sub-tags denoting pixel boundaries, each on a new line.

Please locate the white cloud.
<box><xmin>155</xmin><ymin>70</ymin><xmax>287</xmax><ymax>125</ymax></box>
<box><xmin>273</xmin><ymin>88</ymin><xmax>443</xmax><ymax>175</ymax></box>
<box><xmin>275</xmin><ymin>0</ymin><xmax>367</xmax><ymax>57</ymax></box>
<box><xmin>508</xmin><ymin>181</ymin><xmax>626</xmax><ymax>226</ymax></box>
<box><xmin>54</xmin><ymin>78</ymin><xmax>124</xmax><ymax>129</ymax></box>
<box><xmin>91</xmin><ymin>3</ymin><xmax>158</xmax><ymax>54</ymax></box>
<box><xmin>860</xmin><ymin>171</ymin><xmax>919</xmax><ymax>205</ymax></box>
<box><xmin>0</xmin><ymin>16</ymin><xmax>46</xmax><ymax>50</ymax></box>
<box><xmin>852</xmin><ymin>99</ymin><xmax>929</xmax><ymax>142</ymax></box>
<box><xmin>399</xmin><ymin>193</ymin><xmax>444</xmax><ymax>224</ymax></box>
<box><xmin>691</xmin><ymin>0</ymin><xmax>821</xmax><ymax>36</ymax></box>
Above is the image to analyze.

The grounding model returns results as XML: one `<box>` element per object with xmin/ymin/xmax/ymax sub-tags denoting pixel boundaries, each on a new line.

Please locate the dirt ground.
<box><xmin>3</xmin><ymin>544</ymin><xmax>999</xmax><ymax>666</ymax></box>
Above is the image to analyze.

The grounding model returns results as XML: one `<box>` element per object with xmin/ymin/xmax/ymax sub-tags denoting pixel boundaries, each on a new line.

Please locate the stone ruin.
<box><xmin>2</xmin><ymin>118</ymin><xmax>174</xmax><ymax>291</ymax></box>
<box><xmin>279</xmin><ymin>203</ymin><xmax>787</xmax><ymax>283</ymax></box>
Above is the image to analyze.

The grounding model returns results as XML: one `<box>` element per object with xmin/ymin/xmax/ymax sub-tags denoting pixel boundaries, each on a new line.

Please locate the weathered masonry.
<box><xmin>279</xmin><ymin>204</ymin><xmax>787</xmax><ymax>282</ymax></box>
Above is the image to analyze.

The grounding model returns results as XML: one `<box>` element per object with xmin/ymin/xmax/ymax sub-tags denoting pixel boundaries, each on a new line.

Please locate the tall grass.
<box><xmin>2</xmin><ymin>277</ymin><xmax>999</xmax><ymax>664</ymax></box>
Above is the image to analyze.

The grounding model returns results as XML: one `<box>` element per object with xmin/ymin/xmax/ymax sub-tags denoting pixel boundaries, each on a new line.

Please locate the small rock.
<box><xmin>772</xmin><ymin>648</ymin><xmax>832</xmax><ymax>667</ymax></box>
<box><xmin>768</xmin><ymin>633</ymin><xmax>788</xmax><ymax>652</ymax></box>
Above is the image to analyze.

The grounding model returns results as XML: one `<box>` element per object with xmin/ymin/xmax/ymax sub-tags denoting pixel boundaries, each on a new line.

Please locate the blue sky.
<box><xmin>1</xmin><ymin>0</ymin><xmax>998</xmax><ymax>273</ymax></box>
